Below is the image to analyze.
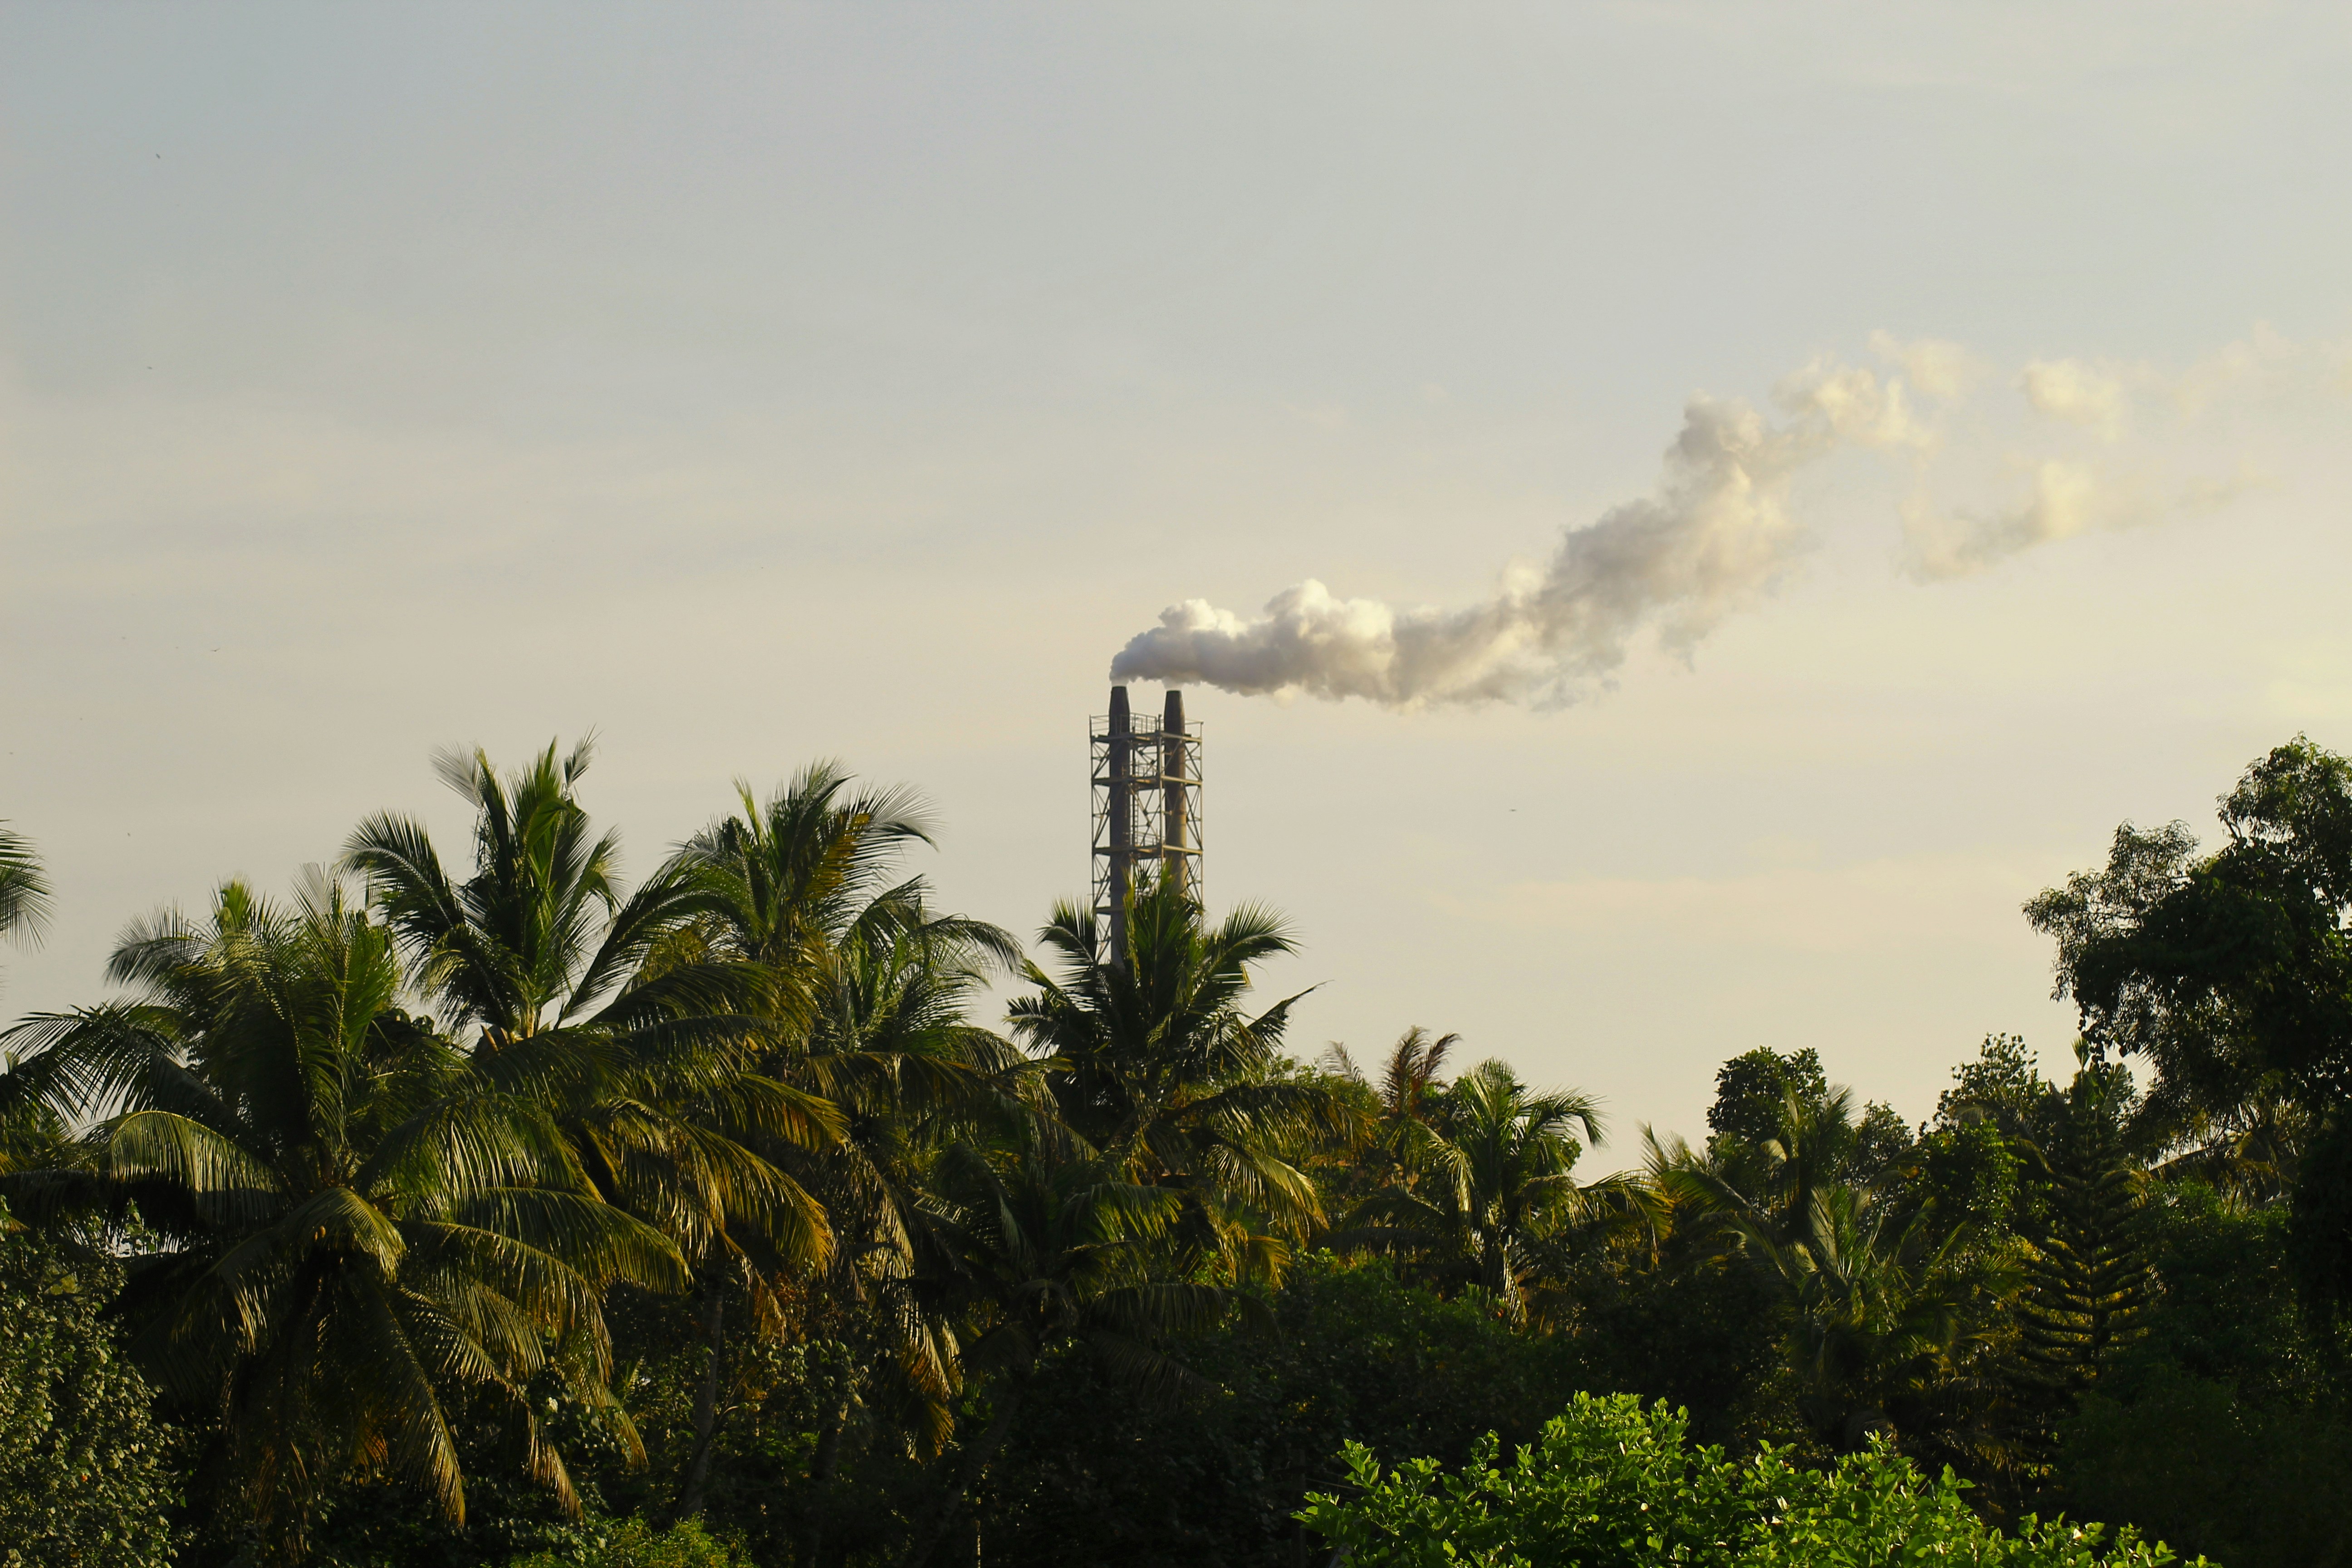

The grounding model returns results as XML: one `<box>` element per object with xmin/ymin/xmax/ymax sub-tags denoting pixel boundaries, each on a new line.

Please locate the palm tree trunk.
<box><xmin>799</xmin><ymin>1388</ymin><xmax>851</xmax><ymax>1568</ymax></box>
<box><xmin>673</xmin><ymin>1289</ymin><xmax>728</xmax><ymax>1522</ymax></box>
<box><xmin>902</xmin><ymin>1373</ymin><xmax>1028</xmax><ymax>1568</ymax></box>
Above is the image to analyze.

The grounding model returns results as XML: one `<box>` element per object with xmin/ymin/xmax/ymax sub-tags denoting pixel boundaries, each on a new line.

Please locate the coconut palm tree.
<box><xmin>344</xmin><ymin>742</ymin><xmax>848</xmax><ymax>1526</ymax></box>
<box><xmin>1007</xmin><ymin>874</ymin><xmax>1352</xmax><ymax>1271</ymax></box>
<box><xmin>671</xmin><ymin>763</ymin><xmax>1023</xmax><ymax>1266</ymax></box>
<box><xmin>777</xmin><ymin>913</ymin><xmax>1018</xmax><ymax>1563</ymax></box>
<box><xmin>1705</xmin><ymin>1084</ymin><xmax>1872</xmax><ymax>1245</ymax></box>
<box><xmin>2147</xmin><ymin>1076</ymin><xmax>2309</xmax><ymax>1205</ymax></box>
<box><xmin>788</xmin><ymin>898</ymin><xmax>1027</xmax><ymax>1407</ymax></box>
<box><xmin>1323</xmin><ymin>1026</ymin><xmax>1459</xmax><ymax>1128</ymax></box>
<box><xmin>342</xmin><ymin>740</ymin><xmax>842</xmax><ymax>1256</ymax></box>
<box><xmin>1333</xmin><ymin>1058</ymin><xmax>1617</xmax><ymax>1321</ymax></box>
<box><xmin>659</xmin><ymin>764</ymin><xmax>1024</xmax><ymax>1527</ymax></box>
<box><xmin>1318</xmin><ymin>1025</ymin><xmax>1460</xmax><ymax>1200</ymax></box>
<box><xmin>343</xmin><ymin>738</ymin><xmax>724</xmax><ymax>1048</ymax></box>
<box><xmin>1730</xmin><ymin>1180</ymin><xmax>2002</xmax><ymax>1452</ymax></box>
<box><xmin>0</xmin><ymin>873</ymin><xmax>687</xmax><ymax>1561</ymax></box>
<box><xmin>665</xmin><ymin>763</ymin><xmax>1011</xmax><ymax>1010</ymax></box>
<box><xmin>1664</xmin><ymin>1084</ymin><xmax>2019</xmax><ymax>1467</ymax></box>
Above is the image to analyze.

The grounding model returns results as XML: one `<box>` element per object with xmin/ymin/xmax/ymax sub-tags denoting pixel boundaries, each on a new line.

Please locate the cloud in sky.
<box><xmin>1112</xmin><ymin>331</ymin><xmax>2322</xmax><ymax>709</ymax></box>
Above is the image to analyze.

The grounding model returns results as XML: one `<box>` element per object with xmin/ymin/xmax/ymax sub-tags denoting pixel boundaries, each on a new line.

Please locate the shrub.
<box><xmin>505</xmin><ymin>1517</ymin><xmax>747</xmax><ymax>1568</ymax></box>
<box><xmin>1299</xmin><ymin>1391</ymin><xmax>2202</xmax><ymax>1567</ymax></box>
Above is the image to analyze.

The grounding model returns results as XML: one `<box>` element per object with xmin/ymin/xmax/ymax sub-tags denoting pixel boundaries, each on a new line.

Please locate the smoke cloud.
<box><xmin>1112</xmin><ymin>330</ymin><xmax>2304</xmax><ymax>709</ymax></box>
<box><xmin>1901</xmin><ymin>460</ymin><xmax>2101</xmax><ymax>580</ymax></box>
<box><xmin>1114</xmin><ymin>397</ymin><xmax>1826</xmax><ymax>707</ymax></box>
<box><xmin>1868</xmin><ymin>332</ymin><xmax>1980</xmax><ymax>401</ymax></box>
<box><xmin>2020</xmin><ymin>359</ymin><xmax>2127</xmax><ymax>438</ymax></box>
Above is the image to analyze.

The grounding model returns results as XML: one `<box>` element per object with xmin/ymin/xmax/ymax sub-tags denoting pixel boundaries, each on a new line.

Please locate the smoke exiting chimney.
<box><xmin>1105</xmin><ymin>337</ymin><xmax>2233</xmax><ymax>709</ymax></box>
<box><xmin>1092</xmin><ymin>684</ymin><xmax>1202</xmax><ymax>964</ymax></box>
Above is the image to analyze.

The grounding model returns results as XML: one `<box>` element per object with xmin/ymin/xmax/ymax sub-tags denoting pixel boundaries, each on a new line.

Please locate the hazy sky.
<box><xmin>8</xmin><ymin>3</ymin><xmax>2352</xmax><ymax>1156</ymax></box>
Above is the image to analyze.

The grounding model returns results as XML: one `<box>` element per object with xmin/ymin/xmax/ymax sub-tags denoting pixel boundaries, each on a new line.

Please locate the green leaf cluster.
<box><xmin>504</xmin><ymin>1515</ymin><xmax>749</xmax><ymax>1568</ymax></box>
<box><xmin>1298</xmin><ymin>1392</ymin><xmax>2197</xmax><ymax>1568</ymax></box>
<box><xmin>0</xmin><ymin>1204</ymin><xmax>176</xmax><ymax>1568</ymax></box>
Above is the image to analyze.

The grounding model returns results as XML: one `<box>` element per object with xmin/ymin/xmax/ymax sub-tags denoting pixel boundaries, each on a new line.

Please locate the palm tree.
<box><xmin>344</xmin><ymin>739</ymin><xmax>719</xmax><ymax>1048</ymax></box>
<box><xmin>1728</xmin><ymin>1180</ymin><xmax>2005</xmax><ymax>1456</ymax></box>
<box><xmin>344</xmin><ymin>739</ymin><xmax>843</xmax><ymax>1248</ymax></box>
<box><xmin>779</xmin><ymin>910</ymin><xmax>1024</xmax><ymax>1563</ymax></box>
<box><xmin>2148</xmin><ymin>1076</ymin><xmax>2309</xmax><ymax>1205</ymax></box>
<box><xmin>1333</xmin><ymin>1058</ymin><xmax>1617</xmax><ymax>1321</ymax></box>
<box><xmin>1697</xmin><ymin>1083</ymin><xmax>1873</xmax><ymax>1249</ymax></box>
<box><xmin>1008</xmin><ymin>874</ymin><xmax>1351</xmax><ymax>1271</ymax></box>
<box><xmin>344</xmin><ymin>742</ymin><xmax>846</xmax><ymax>1524</ymax></box>
<box><xmin>671</xmin><ymin>764</ymin><xmax>1024</xmax><ymax>1282</ymax></box>
<box><xmin>1665</xmin><ymin>1085</ymin><xmax>2018</xmax><ymax>1466</ymax></box>
<box><xmin>666</xmin><ymin>763</ymin><xmax>1006</xmax><ymax>1005</ymax></box>
<box><xmin>1319</xmin><ymin>1026</ymin><xmax>1459</xmax><ymax>1200</ymax></box>
<box><xmin>0</xmin><ymin>873</ymin><xmax>687</xmax><ymax>1561</ymax></box>
<box><xmin>660</xmin><ymin>764</ymin><xmax>1025</xmax><ymax>1530</ymax></box>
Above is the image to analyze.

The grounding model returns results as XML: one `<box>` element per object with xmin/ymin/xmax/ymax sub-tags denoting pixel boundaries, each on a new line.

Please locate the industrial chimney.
<box><xmin>1092</xmin><ymin>684</ymin><xmax>1202</xmax><ymax>965</ymax></box>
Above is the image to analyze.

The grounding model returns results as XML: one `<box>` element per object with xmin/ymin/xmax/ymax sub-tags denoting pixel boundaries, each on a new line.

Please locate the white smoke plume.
<box><xmin>1867</xmin><ymin>331</ymin><xmax>1981</xmax><ymax>401</ymax></box>
<box><xmin>2020</xmin><ymin>359</ymin><xmax>2127</xmax><ymax>439</ymax></box>
<box><xmin>1900</xmin><ymin>460</ymin><xmax>2271</xmax><ymax>582</ymax></box>
<box><xmin>1895</xmin><ymin>329</ymin><xmax>2302</xmax><ymax>581</ymax></box>
<box><xmin>1900</xmin><ymin>460</ymin><xmax>2102</xmax><ymax>580</ymax></box>
<box><xmin>1112</xmin><ymin>364</ymin><xmax>1922</xmax><ymax>709</ymax></box>
<box><xmin>1112</xmin><ymin>330</ymin><xmax>2307</xmax><ymax>709</ymax></box>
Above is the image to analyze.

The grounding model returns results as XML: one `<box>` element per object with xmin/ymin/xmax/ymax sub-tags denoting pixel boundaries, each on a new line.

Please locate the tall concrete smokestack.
<box><xmin>1105</xmin><ymin>684</ymin><xmax>1133</xmax><ymax>964</ymax></box>
<box><xmin>1161</xmin><ymin>688</ymin><xmax>1192</xmax><ymax>900</ymax></box>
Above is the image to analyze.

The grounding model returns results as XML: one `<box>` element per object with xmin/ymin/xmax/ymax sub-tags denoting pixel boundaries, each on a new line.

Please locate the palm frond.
<box><xmin>0</xmin><ymin>823</ymin><xmax>51</xmax><ymax>949</ymax></box>
<box><xmin>106</xmin><ymin>1110</ymin><xmax>282</xmax><ymax>1215</ymax></box>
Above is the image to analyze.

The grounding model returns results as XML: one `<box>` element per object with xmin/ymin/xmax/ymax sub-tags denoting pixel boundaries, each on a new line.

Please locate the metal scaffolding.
<box><xmin>1091</xmin><ymin>685</ymin><xmax>1202</xmax><ymax>965</ymax></box>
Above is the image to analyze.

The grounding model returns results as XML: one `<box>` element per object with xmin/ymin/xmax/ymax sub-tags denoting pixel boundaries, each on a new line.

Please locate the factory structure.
<box><xmin>1091</xmin><ymin>685</ymin><xmax>1201</xmax><ymax>964</ymax></box>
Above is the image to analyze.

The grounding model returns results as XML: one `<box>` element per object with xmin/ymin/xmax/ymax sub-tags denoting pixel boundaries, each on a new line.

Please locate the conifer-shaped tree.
<box><xmin>2013</xmin><ymin>1058</ymin><xmax>2152</xmax><ymax>1412</ymax></box>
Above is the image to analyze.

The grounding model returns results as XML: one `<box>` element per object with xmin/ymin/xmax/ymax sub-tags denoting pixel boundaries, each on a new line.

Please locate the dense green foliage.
<box><xmin>6</xmin><ymin>738</ymin><xmax>2352</xmax><ymax>1564</ymax></box>
<box><xmin>0</xmin><ymin>1204</ymin><xmax>176</xmax><ymax>1568</ymax></box>
<box><xmin>978</xmin><ymin>1253</ymin><xmax>1588</xmax><ymax>1566</ymax></box>
<box><xmin>2043</xmin><ymin>1184</ymin><xmax>2352</xmax><ymax>1568</ymax></box>
<box><xmin>2026</xmin><ymin>738</ymin><xmax>2352</xmax><ymax>1320</ymax></box>
<box><xmin>1</xmin><ymin>873</ymin><xmax>690</xmax><ymax>1560</ymax></box>
<box><xmin>1299</xmin><ymin>1392</ymin><xmax>2193</xmax><ymax>1567</ymax></box>
<box><xmin>506</xmin><ymin>1518</ymin><xmax>750</xmax><ymax>1568</ymax></box>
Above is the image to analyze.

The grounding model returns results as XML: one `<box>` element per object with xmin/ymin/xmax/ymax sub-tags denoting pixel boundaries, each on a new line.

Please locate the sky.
<box><xmin>7</xmin><ymin>2</ymin><xmax>2352</xmax><ymax>1158</ymax></box>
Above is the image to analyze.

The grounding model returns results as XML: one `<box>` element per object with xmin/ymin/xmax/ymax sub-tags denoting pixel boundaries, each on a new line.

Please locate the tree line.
<box><xmin>3</xmin><ymin>736</ymin><xmax>2350</xmax><ymax>1566</ymax></box>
